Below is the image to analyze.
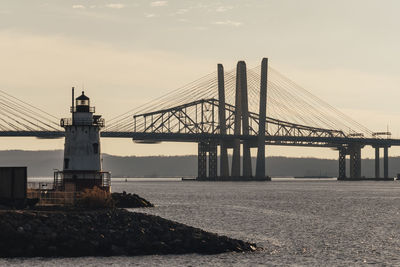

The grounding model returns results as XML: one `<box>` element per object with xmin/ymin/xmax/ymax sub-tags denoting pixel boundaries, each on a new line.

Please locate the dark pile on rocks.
<box><xmin>0</xmin><ymin>209</ymin><xmax>257</xmax><ymax>257</ymax></box>
<box><xmin>111</xmin><ymin>191</ymin><xmax>154</xmax><ymax>208</ymax></box>
<box><xmin>0</xmin><ymin>198</ymin><xmax>39</xmax><ymax>210</ymax></box>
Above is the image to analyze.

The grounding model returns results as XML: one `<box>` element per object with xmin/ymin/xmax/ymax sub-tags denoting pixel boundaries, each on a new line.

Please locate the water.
<box><xmin>4</xmin><ymin>179</ymin><xmax>400</xmax><ymax>266</ymax></box>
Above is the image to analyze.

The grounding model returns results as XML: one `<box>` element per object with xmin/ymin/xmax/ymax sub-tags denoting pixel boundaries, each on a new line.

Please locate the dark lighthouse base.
<box><xmin>54</xmin><ymin>170</ymin><xmax>111</xmax><ymax>192</ymax></box>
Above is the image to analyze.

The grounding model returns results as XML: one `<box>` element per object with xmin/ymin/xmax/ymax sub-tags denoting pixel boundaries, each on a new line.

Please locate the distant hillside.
<box><xmin>0</xmin><ymin>150</ymin><xmax>63</xmax><ymax>177</ymax></box>
<box><xmin>0</xmin><ymin>150</ymin><xmax>399</xmax><ymax>178</ymax></box>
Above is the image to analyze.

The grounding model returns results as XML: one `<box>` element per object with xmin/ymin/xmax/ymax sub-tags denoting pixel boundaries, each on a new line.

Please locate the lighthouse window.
<box><xmin>64</xmin><ymin>158</ymin><xmax>69</xmax><ymax>169</ymax></box>
<box><xmin>77</xmin><ymin>100</ymin><xmax>89</xmax><ymax>106</ymax></box>
<box><xmin>93</xmin><ymin>143</ymin><xmax>99</xmax><ymax>154</ymax></box>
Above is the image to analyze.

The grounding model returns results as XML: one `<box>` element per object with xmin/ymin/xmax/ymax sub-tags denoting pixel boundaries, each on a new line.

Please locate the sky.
<box><xmin>0</xmin><ymin>0</ymin><xmax>400</xmax><ymax>159</ymax></box>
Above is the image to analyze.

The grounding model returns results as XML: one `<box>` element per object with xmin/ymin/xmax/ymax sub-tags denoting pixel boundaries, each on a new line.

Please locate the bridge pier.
<box><xmin>338</xmin><ymin>147</ymin><xmax>347</xmax><ymax>180</ymax></box>
<box><xmin>349</xmin><ymin>143</ymin><xmax>362</xmax><ymax>179</ymax></box>
<box><xmin>198</xmin><ymin>142</ymin><xmax>207</xmax><ymax>179</ymax></box>
<box><xmin>384</xmin><ymin>146</ymin><xmax>389</xmax><ymax>179</ymax></box>
<box><xmin>374</xmin><ymin>146</ymin><xmax>380</xmax><ymax>178</ymax></box>
<box><xmin>208</xmin><ymin>142</ymin><xmax>218</xmax><ymax>178</ymax></box>
<box><xmin>338</xmin><ymin>144</ymin><xmax>364</xmax><ymax>180</ymax></box>
<box><xmin>338</xmin><ymin>145</ymin><xmax>393</xmax><ymax>181</ymax></box>
<box><xmin>197</xmin><ymin>141</ymin><xmax>218</xmax><ymax>180</ymax></box>
<box><xmin>371</xmin><ymin>146</ymin><xmax>391</xmax><ymax>180</ymax></box>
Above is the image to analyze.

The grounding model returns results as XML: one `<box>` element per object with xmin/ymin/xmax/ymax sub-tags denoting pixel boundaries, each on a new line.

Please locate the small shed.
<box><xmin>0</xmin><ymin>167</ymin><xmax>27</xmax><ymax>202</ymax></box>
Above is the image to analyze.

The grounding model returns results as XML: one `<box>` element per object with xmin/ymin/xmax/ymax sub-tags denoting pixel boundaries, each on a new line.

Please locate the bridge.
<box><xmin>0</xmin><ymin>58</ymin><xmax>397</xmax><ymax>180</ymax></box>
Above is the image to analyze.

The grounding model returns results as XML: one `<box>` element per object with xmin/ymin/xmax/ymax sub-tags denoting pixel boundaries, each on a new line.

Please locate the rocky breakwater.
<box><xmin>112</xmin><ymin>191</ymin><xmax>154</xmax><ymax>208</ymax></box>
<box><xmin>0</xmin><ymin>209</ymin><xmax>257</xmax><ymax>257</ymax></box>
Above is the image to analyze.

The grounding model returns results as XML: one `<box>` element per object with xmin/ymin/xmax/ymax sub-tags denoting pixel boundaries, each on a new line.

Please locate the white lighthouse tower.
<box><xmin>54</xmin><ymin>88</ymin><xmax>110</xmax><ymax>192</ymax></box>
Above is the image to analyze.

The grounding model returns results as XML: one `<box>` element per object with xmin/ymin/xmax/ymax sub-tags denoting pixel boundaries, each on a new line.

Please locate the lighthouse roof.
<box><xmin>76</xmin><ymin>91</ymin><xmax>89</xmax><ymax>101</ymax></box>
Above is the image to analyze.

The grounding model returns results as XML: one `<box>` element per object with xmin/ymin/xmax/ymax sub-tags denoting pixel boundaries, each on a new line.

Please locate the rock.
<box><xmin>23</xmin><ymin>224</ymin><xmax>32</xmax><ymax>231</ymax></box>
<box><xmin>47</xmin><ymin>246</ymin><xmax>57</xmax><ymax>255</ymax></box>
<box><xmin>111</xmin><ymin>244</ymin><xmax>125</xmax><ymax>255</ymax></box>
<box><xmin>112</xmin><ymin>192</ymin><xmax>154</xmax><ymax>208</ymax></box>
<box><xmin>51</xmin><ymin>232</ymin><xmax>57</xmax><ymax>239</ymax></box>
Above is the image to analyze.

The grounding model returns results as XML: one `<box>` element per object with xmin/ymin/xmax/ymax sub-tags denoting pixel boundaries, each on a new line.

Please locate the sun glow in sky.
<box><xmin>1</xmin><ymin>0</ymin><xmax>400</xmax><ymax>158</ymax></box>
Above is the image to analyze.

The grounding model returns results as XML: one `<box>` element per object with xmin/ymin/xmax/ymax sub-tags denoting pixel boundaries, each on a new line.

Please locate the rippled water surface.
<box><xmin>4</xmin><ymin>179</ymin><xmax>400</xmax><ymax>266</ymax></box>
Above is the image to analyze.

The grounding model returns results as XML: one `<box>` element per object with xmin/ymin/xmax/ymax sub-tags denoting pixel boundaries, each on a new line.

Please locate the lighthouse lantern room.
<box><xmin>55</xmin><ymin>88</ymin><xmax>111</xmax><ymax>192</ymax></box>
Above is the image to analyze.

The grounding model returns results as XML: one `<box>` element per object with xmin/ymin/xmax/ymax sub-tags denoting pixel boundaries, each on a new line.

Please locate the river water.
<box><xmin>3</xmin><ymin>179</ymin><xmax>400</xmax><ymax>266</ymax></box>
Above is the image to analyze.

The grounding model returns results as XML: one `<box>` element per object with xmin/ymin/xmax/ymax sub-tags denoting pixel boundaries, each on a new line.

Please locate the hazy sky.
<box><xmin>1</xmin><ymin>0</ymin><xmax>400</xmax><ymax>159</ymax></box>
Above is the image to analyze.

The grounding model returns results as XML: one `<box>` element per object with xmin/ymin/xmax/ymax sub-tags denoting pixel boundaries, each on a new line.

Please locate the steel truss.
<box><xmin>132</xmin><ymin>98</ymin><xmax>347</xmax><ymax>139</ymax></box>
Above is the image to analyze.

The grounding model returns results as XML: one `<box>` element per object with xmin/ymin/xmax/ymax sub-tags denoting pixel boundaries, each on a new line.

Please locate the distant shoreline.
<box><xmin>2</xmin><ymin>150</ymin><xmax>399</xmax><ymax>178</ymax></box>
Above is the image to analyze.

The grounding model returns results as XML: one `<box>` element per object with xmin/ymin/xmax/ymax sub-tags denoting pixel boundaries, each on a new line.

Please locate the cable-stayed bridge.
<box><xmin>0</xmin><ymin>58</ymin><xmax>398</xmax><ymax>180</ymax></box>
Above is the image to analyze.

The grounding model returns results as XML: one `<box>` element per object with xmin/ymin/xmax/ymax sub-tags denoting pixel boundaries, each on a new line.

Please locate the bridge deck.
<box><xmin>101</xmin><ymin>132</ymin><xmax>400</xmax><ymax>147</ymax></box>
<box><xmin>5</xmin><ymin>131</ymin><xmax>400</xmax><ymax>147</ymax></box>
<box><xmin>103</xmin><ymin>132</ymin><xmax>343</xmax><ymax>147</ymax></box>
<box><xmin>3</xmin><ymin>131</ymin><xmax>397</xmax><ymax>148</ymax></box>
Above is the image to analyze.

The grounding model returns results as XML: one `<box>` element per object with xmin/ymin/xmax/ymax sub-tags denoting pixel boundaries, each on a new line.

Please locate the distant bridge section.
<box><xmin>0</xmin><ymin>58</ymin><xmax>399</xmax><ymax>181</ymax></box>
<box><xmin>103</xmin><ymin>58</ymin><xmax>398</xmax><ymax>180</ymax></box>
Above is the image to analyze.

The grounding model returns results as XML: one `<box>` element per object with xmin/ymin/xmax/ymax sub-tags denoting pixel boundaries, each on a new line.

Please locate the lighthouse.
<box><xmin>54</xmin><ymin>88</ymin><xmax>111</xmax><ymax>192</ymax></box>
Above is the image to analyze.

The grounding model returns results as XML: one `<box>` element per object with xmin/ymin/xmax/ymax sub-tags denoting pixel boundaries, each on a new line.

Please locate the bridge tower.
<box><xmin>196</xmin><ymin>59</ymin><xmax>271</xmax><ymax>181</ymax></box>
<box><xmin>255</xmin><ymin>58</ymin><xmax>269</xmax><ymax>179</ymax></box>
<box><xmin>230</xmin><ymin>61</ymin><xmax>254</xmax><ymax>178</ymax></box>
<box><xmin>217</xmin><ymin>64</ymin><xmax>229</xmax><ymax>178</ymax></box>
<box><xmin>231</xmin><ymin>62</ymin><xmax>243</xmax><ymax>177</ymax></box>
<box><xmin>54</xmin><ymin>88</ymin><xmax>111</xmax><ymax>192</ymax></box>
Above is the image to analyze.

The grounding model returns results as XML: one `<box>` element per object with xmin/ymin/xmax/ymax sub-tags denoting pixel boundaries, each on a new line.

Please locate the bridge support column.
<box><xmin>384</xmin><ymin>146</ymin><xmax>389</xmax><ymax>179</ymax></box>
<box><xmin>231</xmin><ymin>62</ymin><xmax>242</xmax><ymax>177</ymax></box>
<box><xmin>217</xmin><ymin>64</ymin><xmax>229</xmax><ymax>178</ymax></box>
<box><xmin>338</xmin><ymin>147</ymin><xmax>347</xmax><ymax>180</ymax></box>
<box><xmin>374</xmin><ymin>147</ymin><xmax>380</xmax><ymax>179</ymax></box>
<box><xmin>256</xmin><ymin>58</ymin><xmax>268</xmax><ymax>179</ymax></box>
<box><xmin>239</xmin><ymin>61</ymin><xmax>252</xmax><ymax>177</ymax></box>
<box><xmin>208</xmin><ymin>142</ymin><xmax>218</xmax><ymax>178</ymax></box>
<box><xmin>198</xmin><ymin>142</ymin><xmax>207</xmax><ymax>179</ymax></box>
<box><xmin>349</xmin><ymin>144</ymin><xmax>362</xmax><ymax>179</ymax></box>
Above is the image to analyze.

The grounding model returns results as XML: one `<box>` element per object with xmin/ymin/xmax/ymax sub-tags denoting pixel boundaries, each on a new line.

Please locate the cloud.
<box><xmin>72</xmin><ymin>4</ymin><xmax>85</xmax><ymax>9</ymax></box>
<box><xmin>105</xmin><ymin>3</ymin><xmax>125</xmax><ymax>9</ymax></box>
<box><xmin>151</xmin><ymin>1</ymin><xmax>168</xmax><ymax>7</ymax></box>
<box><xmin>175</xmin><ymin>8</ymin><xmax>188</xmax><ymax>15</ymax></box>
<box><xmin>194</xmin><ymin>26</ymin><xmax>207</xmax><ymax>31</ymax></box>
<box><xmin>213</xmin><ymin>20</ymin><xmax>242</xmax><ymax>27</ymax></box>
<box><xmin>170</xmin><ymin>8</ymin><xmax>189</xmax><ymax>17</ymax></box>
<box><xmin>216</xmin><ymin>6</ymin><xmax>233</xmax><ymax>12</ymax></box>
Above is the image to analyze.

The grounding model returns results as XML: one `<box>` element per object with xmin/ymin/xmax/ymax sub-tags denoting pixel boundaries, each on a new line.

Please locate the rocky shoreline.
<box><xmin>0</xmin><ymin>208</ymin><xmax>257</xmax><ymax>257</ymax></box>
